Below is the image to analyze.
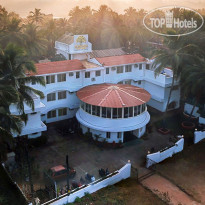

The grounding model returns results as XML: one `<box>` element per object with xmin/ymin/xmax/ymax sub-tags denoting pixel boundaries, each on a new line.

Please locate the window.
<box><xmin>129</xmin><ymin>107</ymin><xmax>133</xmax><ymax>117</ymax></box>
<box><xmin>69</xmin><ymin>72</ymin><xmax>74</xmax><ymax>77</ymax></box>
<box><xmin>124</xmin><ymin>107</ymin><xmax>129</xmax><ymax>118</ymax></box>
<box><xmin>117</xmin><ymin>66</ymin><xmax>123</xmax><ymax>73</ymax></box>
<box><xmin>81</xmin><ymin>101</ymin><xmax>85</xmax><ymax>110</ymax></box>
<box><xmin>47</xmin><ymin>93</ymin><xmax>56</xmax><ymax>102</ymax></box>
<box><xmin>31</xmin><ymin>112</ymin><xmax>37</xmax><ymax>115</ymax></box>
<box><xmin>117</xmin><ymin>132</ymin><xmax>122</xmax><ymax>139</ymax></box>
<box><xmin>47</xmin><ymin>110</ymin><xmax>56</xmax><ymax>118</ymax></box>
<box><xmin>85</xmin><ymin>72</ymin><xmax>90</xmax><ymax>78</ymax></box>
<box><xmin>57</xmin><ymin>73</ymin><xmax>66</xmax><ymax>82</ymax></box>
<box><xmin>118</xmin><ymin>108</ymin><xmax>122</xmax><ymax>118</ymax></box>
<box><xmin>58</xmin><ymin>91</ymin><xmax>66</xmax><ymax>100</ymax></box>
<box><xmin>134</xmin><ymin>64</ymin><xmax>138</xmax><ymax>68</ymax></box>
<box><xmin>125</xmin><ymin>65</ymin><xmax>132</xmax><ymax>72</ymax></box>
<box><xmin>86</xmin><ymin>104</ymin><xmax>91</xmax><ymax>114</ymax></box>
<box><xmin>141</xmin><ymin>104</ymin><xmax>146</xmax><ymax>112</ymax></box>
<box><xmin>58</xmin><ymin>108</ymin><xmax>67</xmax><ymax>116</ymax></box>
<box><xmin>137</xmin><ymin>105</ymin><xmax>141</xmax><ymax>115</ymax></box>
<box><xmin>95</xmin><ymin>70</ymin><xmax>101</xmax><ymax>77</ymax></box>
<box><xmin>113</xmin><ymin>108</ymin><xmax>117</xmax><ymax>119</ymax></box>
<box><xmin>146</xmin><ymin>64</ymin><xmax>150</xmax><ymax>70</ymax></box>
<box><xmin>106</xmin><ymin>67</ymin><xmax>109</xmax><ymax>74</ymax></box>
<box><xmin>69</xmin><ymin>54</ymin><xmax>72</xmax><ymax>60</ymax></box>
<box><xmin>76</xmin><ymin>72</ymin><xmax>80</xmax><ymax>79</ymax></box>
<box><xmin>125</xmin><ymin>80</ymin><xmax>132</xmax><ymax>85</ymax></box>
<box><xmin>102</xmin><ymin>107</ymin><xmax>107</xmax><ymax>118</ymax></box>
<box><xmin>138</xmin><ymin>80</ymin><xmax>141</xmax><ymax>85</ymax></box>
<box><xmin>96</xmin><ymin>106</ymin><xmax>100</xmax><ymax>117</ymax></box>
<box><xmin>106</xmin><ymin>132</ymin><xmax>111</xmax><ymax>139</ymax></box>
<box><xmin>107</xmin><ymin>108</ymin><xmax>111</xmax><ymax>118</ymax></box>
<box><xmin>134</xmin><ymin>106</ymin><xmax>138</xmax><ymax>116</ymax></box>
<box><xmin>46</xmin><ymin>75</ymin><xmax>55</xmax><ymax>84</ymax></box>
<box><xmin>92</xmin><ymin>105</ymin><xmax>97</xmax><ymax>115</ymax></box>
<box><xmin>139</xmin><ymin>64</ymin><xmax>142</xmax><ymax>70</ymax></box>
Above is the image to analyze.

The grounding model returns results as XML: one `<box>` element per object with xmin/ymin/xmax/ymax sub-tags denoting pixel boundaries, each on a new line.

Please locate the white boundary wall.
<box><xmin>194</xmin><ymin>130</ymin><xmax>205</xmax><ymax>144</ymax></box>
<box><xmin>146</xmin><ymin>136</ymin><xmax>184</xmax><ymax>168</ymax></box>
<box><xmin>199</xmin><ymin>117</ymin><xmax>205</xmax><ymax>125</ymax></box>
<box><xmin>42</xmin><ymin>163</ymin><xmax>131</xmax><ymax>205</ymax></box>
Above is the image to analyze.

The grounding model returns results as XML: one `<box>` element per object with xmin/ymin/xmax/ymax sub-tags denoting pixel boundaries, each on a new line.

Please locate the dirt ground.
<box><xmin>72</xmin><ymin>177</ymin><xmax>166</xmax><ymax>205</ymax></box>
<box><xmin>156</xmin><ymin>140</ymin><xmax>205</xmax><ymax>204</ymax></box>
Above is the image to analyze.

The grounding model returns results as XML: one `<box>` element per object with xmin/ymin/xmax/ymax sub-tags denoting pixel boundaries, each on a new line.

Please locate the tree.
<box><xmin>0</xmin><ymin>17</ymin><xmax>23</xmax><ymax>47</ymax></box>
<box><xmin>23</xmin><ymin>23</ymin><xmax>47</xmax><ymax>60</ymax></box>
<box><xmin>27</xmin><ymin>8</ymin><xmax>43</xmax><ymax>25</ymax></box>
<box><xmin>181</xmin><ymin>60</ymin><xmax>205</xmax><ymax>117</ymax></box>
<box><xmin>0</xmin><ymin>44</ymin><xmax>45</xmax><ymax>159</ymax></box>
<box><xmin>152</xmin><ymin>35</ymin><xmax>199</xmax><ymax>124</ymax></box>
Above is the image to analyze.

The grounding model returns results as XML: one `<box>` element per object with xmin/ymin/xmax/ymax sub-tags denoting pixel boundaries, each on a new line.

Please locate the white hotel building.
<box><xmin>11</xmin><ymin>34</ymin><xmax>180</xmax><ymax>142</ymax></box>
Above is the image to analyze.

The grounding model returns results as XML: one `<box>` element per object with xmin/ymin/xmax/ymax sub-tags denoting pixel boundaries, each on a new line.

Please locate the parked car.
<box><xmin>48</xmin><ymin>165</ymin><xmax>76</xmax><ymax>179</ymax></box>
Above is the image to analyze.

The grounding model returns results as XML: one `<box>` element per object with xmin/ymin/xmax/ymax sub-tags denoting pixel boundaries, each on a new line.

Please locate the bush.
<box><xmin>28</xmin><ymin>135</ymin><xmax>48</xmax><ymax>147</ymax></box>
<box><xmin>84</xmin><ymin>132</ymin><xmax>92</xmax><ymax>139</ymax></box>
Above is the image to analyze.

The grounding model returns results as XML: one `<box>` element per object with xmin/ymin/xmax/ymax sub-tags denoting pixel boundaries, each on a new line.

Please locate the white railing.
<box><xmin>42</xmin><ymin>162</ymin><xmax>131</xmax><ymax>205</ymax></box>
<box><xmin>194</xmin><ymin>130</ymin><xmax>205</xmax><ymax>144</ymax></box>
<box><xmin>146</xmin><ymin>136</ymin><xmax>184</xmax><ymax>168</ymax></box>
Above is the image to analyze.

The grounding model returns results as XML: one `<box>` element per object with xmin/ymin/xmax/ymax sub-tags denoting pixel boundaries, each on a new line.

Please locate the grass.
<box><xmin>156</xmin><ymin>140</ymin><xmax>205</xmax><ymax>204</ymax></box>
<box><xmin>0</xmin><ymin>164</ymin><xmax>27</xmax><ymax>205</ymax></box>
<box><xmin>66</xmin><ymin>178</ymin><xmax>166</xmax><ymax>205</ymax></box>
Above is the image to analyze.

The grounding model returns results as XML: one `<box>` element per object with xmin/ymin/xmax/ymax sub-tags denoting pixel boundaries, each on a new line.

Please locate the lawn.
<box><xmin>156</xmin><ymin>140</ymin><xmax>205</xmax><ymax>204</ymax></box>
<box><xmin>70</xmin><ymin>177</ymin><xmax>165</xmax><ymax>205</ymax></box>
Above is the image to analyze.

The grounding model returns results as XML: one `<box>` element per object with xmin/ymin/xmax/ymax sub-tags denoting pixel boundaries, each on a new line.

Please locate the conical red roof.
<box><xmin>77</xmin><ymin>84</ymin><xmax>151</xmax><ymax>108</ymax></box>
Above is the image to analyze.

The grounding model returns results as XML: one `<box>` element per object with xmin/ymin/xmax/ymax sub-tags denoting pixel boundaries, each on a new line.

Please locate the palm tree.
<box><xmin>0</xmin><ymin>43</ymin><xmax>45</xmax><ymax>112</ymax></box>
<box><xmin>28</xmin><ymin>8</ymin><xmax>43</xmax><ymax>25</ymax></box>
<box><xmin>0</xmin><ymin>43</ymin><xmax>45</xmax><ymax>160</ymax></box>
<box><xmin>152</xmin><ymin>35</ymin><xmax>199</xmax><ymax>124</ymax></box>
<box><xmin>23</xmin><ymin>23</ymin><xmax>47</xmax><ymax>59</ymax></box>
<box><xmin>181</xmin><ymin>61</ymin><xmax>205</xmax><ymax>117</ymax></box>
<box><xmin>0</xmin><ymin>17</ymin><xmax>23</xmax><ymax>47</ymax></box>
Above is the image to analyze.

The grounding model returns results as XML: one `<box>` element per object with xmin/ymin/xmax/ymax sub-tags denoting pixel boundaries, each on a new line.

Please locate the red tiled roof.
<box><xmin>96</xmin><ymin>54</ymin><xmax>146</xmax><ymax>67</ymax></box>
<box><xmin>77</xmin><ymin>84</ymin><xmax>151</xmax><ymax>108</ymax></box>
<box><xmin>28</xmin><ymin>60</ymin><xmax>85</xmax><ymax>76</ymax></box>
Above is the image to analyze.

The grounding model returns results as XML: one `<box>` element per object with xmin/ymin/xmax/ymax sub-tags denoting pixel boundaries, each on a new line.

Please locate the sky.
<box><xmin>0</xmin><ymin>0</ymin><xmax>205</xmax><ymax>18</ymax></box>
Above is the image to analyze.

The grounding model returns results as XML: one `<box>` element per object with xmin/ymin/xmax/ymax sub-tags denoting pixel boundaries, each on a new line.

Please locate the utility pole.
<box><xmin>66</xmin><ymin>155</ymin><xmax>70</xmax><ymax>192</ymax></box>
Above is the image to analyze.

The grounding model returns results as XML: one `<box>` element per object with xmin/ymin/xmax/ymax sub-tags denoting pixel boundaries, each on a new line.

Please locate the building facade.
<box><xmin>76</xmin><ymin>84</ymin><xmax>151</xmax><ymax>143</ymax></box>
<box><xmin>12</xmin><ymin>34</ymin><xmax>180</xmax><ymax>139</ymax></box>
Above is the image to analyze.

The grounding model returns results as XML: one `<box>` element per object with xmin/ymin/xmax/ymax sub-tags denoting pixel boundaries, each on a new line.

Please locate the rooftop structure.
<box><xmin>77</xmin><ymin>84</ymin><xmax>151</xmax><ymax>108</ymax></box>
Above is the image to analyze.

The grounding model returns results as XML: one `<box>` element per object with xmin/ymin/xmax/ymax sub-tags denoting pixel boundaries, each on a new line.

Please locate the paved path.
<box><xmin>141</xmin><ymin>174</ymin><xmax>200</xmax><ymax>205</ymax></box>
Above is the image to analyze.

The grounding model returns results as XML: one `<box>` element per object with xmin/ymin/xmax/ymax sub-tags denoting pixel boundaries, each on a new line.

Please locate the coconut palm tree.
<box><xmin>0</xmin><ymin>43</ymin><xmax>45</xmax><ymax>160</ymax></box>
<box><xmin>0</xmin><ymin>17</ymin><xmax>23</xmax><ymax>47</ymax></box>
<box><xmin>181</xmin><ymin>60</ymin><xmax>205</xmax><ymax>117</ymax></box>
<box><xmin>0</xmin><ymin>43</ymin><xmax>45</xmax><ymax>112</ymax></box>
<box><xmin>152</xmin><ymin>35</ymin><xmax>200</xmax><ymax>116</ymax></box>
<box><xmin>23</xmin><ymin>23</ymin><xmax>47</xmax><ymax>59</ymax></box>
<box><xmin>27</xmin><ymin>8</ymin><xmax>43</xmax><ymax>25</ymax></box>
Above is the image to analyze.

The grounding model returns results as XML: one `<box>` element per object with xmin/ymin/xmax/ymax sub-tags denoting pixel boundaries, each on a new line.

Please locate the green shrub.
<box><xmin>84</xmin><ymin>132</ymin><xmax>92</xmax><ymax>139</ymax></box>
<box><xmin>74</xmin><ymin>197</ymin><xmax>82</xmax><ymax>203</ymax></box>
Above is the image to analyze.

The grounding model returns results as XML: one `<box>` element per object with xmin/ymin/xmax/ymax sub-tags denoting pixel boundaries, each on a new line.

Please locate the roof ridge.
<box><xmin>118</xmin><ymin>87</ymin><xmax>146</xmax><ymax>104</ymax></box>
<box><xmin>98</xmin><ymin>88</ymin><xmax>113</xmax><ymax>106</ymax></box>
<box><xmin>114</xmin><ymin>89</ymin><xmax>125</xmax><ymax>106</ymax></box>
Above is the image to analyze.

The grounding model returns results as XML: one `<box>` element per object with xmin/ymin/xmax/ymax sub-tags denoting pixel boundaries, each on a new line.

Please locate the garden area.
<box><xmin>68</xmin><ymin>177</ymin><xmax>166</xmax><ymax>205</ymax></box>
<box><xmin>156</xmin><ymin>140</ymin><xmax>205</xmax><ymax>204</ymax></box>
